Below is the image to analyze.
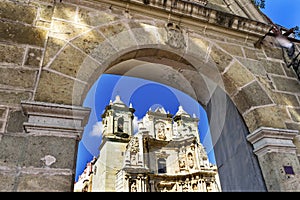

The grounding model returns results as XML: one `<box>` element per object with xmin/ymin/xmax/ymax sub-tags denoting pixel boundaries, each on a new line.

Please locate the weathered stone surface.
<box><xmin>77</xmin><ymin>7</ymin><xmax>119</xmax><ymax>26</ymax></box>
<box><xmin>39</xmin><ymin>4</ymin><xmax>54</xmax><ymax>21</ymax></box>
<box><xmin>288</xmin><ymin>108</ymin><xmax>300</xmax><ymax>123</ymax></box>
<box><xmin>35</xmin><ymin>70</ymin><xmax>86</xmax><ymax>105</ymax></box>
<box><xmin>49</xmin><ymin>20</ymin><xmax>91</xmax><ymax>41</ymax></box>
<box><xmin>25</xmin><ymin>48</ymin><xmax>43</xmax><ymax>67</ymax></box>
<box><xmin>283</xmin><ymin>64</ymin><xmax>298</xmax><ymax>78</ymax></box>
<box><xmin>237</xmin><ymin>58</ymin><xmax>267</xmax><ymax>76</ymax></box>
<box><xmin>223</xmin><ymin>61</ymin><xmax>255</xmax><ymax>91</ymax></box>
<box><xmin>222</xmin><ymin>74</ymin><xmax>237</xmax><ymax>96</ymax></box>
<box><xmin>207</xmin><ymin>0</ymin><xmax>231</xmax><ymax>13</ymax></box>
<box><xmin>244</xmin><ymin>106</ymin><xmax>290</xmax><ymax>133</ymax></box>
<box><xmin>35</xmin><ymin>20</ymin><xmax>51</xmax><ymax>29</ymax></box>
<box><xmin>128</xmin><ymin>21</ymin><xmax>161</xmax><ymax>46</ymax></box>
<box><xmin>256</xmin><ymin>65</ymin><xmax>299</xmax><ymax>107</ymax></box>
<box><xmin>264</xmin><ymin>46</ymin><xmax>283</xmax><ymax>60</ymax></box>
<box><xmin>0</xmin><ymin>21</ymin><xmax>47</xmax><ymax>47</ymax></box>
<box><xmin>71</xmin><ymin>29</ymin><xmax>106</xmax><ymax>55</ymax></box>
<box><xmin>7</xmin><ymin>110</ymin><xmax>27</xmax><ymax>133</ymax></box>
<box><xmin>17</xmin><ymin>172</ymin><xmax>73</xmax><ymax>192</ymax></box>
<box><xmin>98</xmin><ymin>22</ymin><xmax>136</xmax><ymax>51</ymax></box>
<box><xmin>271</xmin><ymin>92</ymin><xmax>299</xmax><ymax>107</ymax></box>
<box><xmin>187</xmin><ymin>36</ymin><xmax>210</xmax><ymax>61</ymax></box>
<box><xmin>89</xmin><ymin>40</ymin><xmax>117</xmax><ymax>64</ymax></box>
<box><xmin>217</xmin><ymin>42</ymin><xmax>244</xmax><ymax>57</ymax></box>
<box><xmin>261</xmin><ymin>60</ymin><xmax>285</xmax><ymax>76</ymax></box>
<box><xmin>233</xmin><ymin>81</ymin><xmax>273</xmax><ymax>114</ymax></box>
<box><xmin>0</xmin><ymin>90</ymin><xmax>32</xmax><ymax>105</ymax></box>
<box><xmin>0</xmin><ymin>1</ymin><xmax>37</xmax><ymax>24</ymax></box>
<box><xmin>210</xmin><ymin>45</ymin><xmax>233</xmax><ymax>73</ymax></box>
<box><xmin>43</xmin><ymin>37</ymin><xmax>66</xmax><ymax>67</ymax></box>
<box><xmin>209</xmin><ymin>90</ymin><xmax>267</xmax><ymax>192</ymax></box>
<box><xmin>75</xmin><ymin>56</ymin><xmax>103</xmax><ymax>83</ymax></box>
<box><xmin>0</xmin><ymin>170</ymin><xmax>16</xmax><ymax>192</ymax></box>
<box><xmin>0</xmin><ymin>121</ymin><xmax>4</xmax><ymax>133</ymax></box>
<box><xmin>258</xmin><ymin>152</ymin><xmax>300</xmax><ymax>192</ymax></box>
<box><xmin>0</xmin><ymin>68</ymin><xmax>37</xmax><ymax>89</ymax></box>
<box><xmin>243</xmin><ymin>47</ymin><xmax>259</xmax><ymax>60</ymax></box>
<box><xmin>0</xmin><ymin>108</ymin><xmax>7</xmax><ymax>119</ymax></box>
<box><xmin>272</xmin><ymin>76</ymin><xmax>300</xmax><ymax>93</ymax></box>
<box><xmin>0</xmin><ymin>134</ymin><xmax>26</xmax><ymax>167</ymax></box>
<box><xmin>0</xmin><ymin>44</ymin><xmax>25</xmax><ymax>65</ymax></box>
<box><xmin>53</xmin><ymin>3</ymin><xmax>77</xmax><ymax>22</ymax></box>
<box><xmin>48</xmin><ymin>44</ymin><xmax>88</xmax><ymax>78</ymax></box>
<box><xmin>286</xmin><ymin>122</ymin><xmax>300</xmax><ymax>131</ymax></box>
<box><xmin>22</xmin><ymin>135</ymin><xmax>77</xmax><ymax>169</ymax></box>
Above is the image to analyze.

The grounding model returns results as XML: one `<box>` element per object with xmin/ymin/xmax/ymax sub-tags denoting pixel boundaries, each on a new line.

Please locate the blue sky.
<box><xmin>262</xmin><ymin>0</ymin><xmax>300</xmax><ymax>30</ymax></box>
<box><xmin>75</xmin><ymin>74</ymin><xmax>212</xmax><ymax>182</ymax></box>
<box><xmin>74</xmin><ymin>1</ymin><xmax>300</xmax><ymax>182</ymax></box>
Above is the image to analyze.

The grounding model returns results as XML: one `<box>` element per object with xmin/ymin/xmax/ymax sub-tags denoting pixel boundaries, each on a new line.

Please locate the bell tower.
<box><xmin>91</xmin><ymin>95</ymin><xmax>135</xmax><ymax>192</ymax></box>
<box><xmin>101</xmin><ymin>95</ymin><xmax>135</xmax><ymax>139</ymax></box>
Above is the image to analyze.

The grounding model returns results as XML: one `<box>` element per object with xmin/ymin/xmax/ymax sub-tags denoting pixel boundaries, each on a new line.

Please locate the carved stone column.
<box><xmin>20</xmin><ymin>101</ymin><xmax>90</xmax><ymax>192</ymax></box>
<box><xmin>247</xmin><ymin>127</ymin><xmax>300</xmax><ymax>192</ymax></box>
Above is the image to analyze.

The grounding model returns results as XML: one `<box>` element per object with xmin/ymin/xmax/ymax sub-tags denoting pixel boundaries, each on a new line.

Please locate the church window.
<box><xmin>157</xmin><ymin>158</ymin><xmax>167</xmax><ymax>174</ymax></box>
<box><xmin>118</xmin><ymin>117</ymin><xmax>124</xmax><ymax>132</ymax></box>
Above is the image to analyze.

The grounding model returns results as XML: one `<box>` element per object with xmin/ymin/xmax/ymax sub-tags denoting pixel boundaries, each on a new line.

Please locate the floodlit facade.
<box><xmin>75</xmin><ymin>96</ymin><xmax>220</xmax><ymax>192</ymax></box>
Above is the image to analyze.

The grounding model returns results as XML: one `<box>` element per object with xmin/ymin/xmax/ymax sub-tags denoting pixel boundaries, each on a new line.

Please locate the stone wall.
<box><xmin>0</xmin><ymin>0</ymin><xmax>299</xmax><ymax>191</ymax></box>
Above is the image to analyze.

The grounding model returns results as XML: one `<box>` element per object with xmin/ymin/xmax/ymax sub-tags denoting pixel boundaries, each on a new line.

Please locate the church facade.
<box><xmin>75</xmin><ymin>96</ymin><xmax>220</xmax><ymax>192</ymax></box>
<box><xmin>1</xmin><ymin>0</ymin><xmax>300</xmax><ymax>192</ymax></box>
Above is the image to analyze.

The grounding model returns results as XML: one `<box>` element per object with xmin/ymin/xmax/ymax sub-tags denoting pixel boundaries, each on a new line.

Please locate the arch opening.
<box><xmin>73</xmin><ymin>48</ymin><xmax>266</xmax><ymax>192</ymax></box>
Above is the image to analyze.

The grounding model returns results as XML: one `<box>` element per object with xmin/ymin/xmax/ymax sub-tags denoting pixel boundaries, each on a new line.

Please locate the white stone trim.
<box><xmin>247</xmin><ymin>127</ymin><xmax>299</xmax><ymax>156</ymax></box>
<box><xmin>21</xmin><ymin>101</ymin><xmax>91</xmax><ymax>139</ymax></box>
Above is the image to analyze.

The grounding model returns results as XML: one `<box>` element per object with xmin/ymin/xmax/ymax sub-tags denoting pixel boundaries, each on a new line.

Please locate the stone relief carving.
<box><xmin>128</xmin><ymin>137</ymin><xmax>140</xmax><ymax>153</ymax></box>
<box><xmin>130</xmin><ymin>181</ymin><xmax>137</xmax><ymax>192</ymax></box>
<box><xmin>155</xmin><ymin>121</ymin><xmax>167</xmax><ymax>140</ymax></box>
<box><xmin>187</xmin><ymin>152</ymin><xmax>195</xmax><ymax>169</ymax></box>
<box><xmin>165</xmin><ymin>22</ymin><xmax>186</xmax><ymax>49</ymax></box>
<box><xmin>179</xmin><ymin>157</ymin><xmax>186</xmax><ymax>170</ymax></box>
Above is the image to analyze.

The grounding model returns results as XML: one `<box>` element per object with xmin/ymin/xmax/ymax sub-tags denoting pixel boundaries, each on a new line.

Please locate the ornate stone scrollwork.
<box><xmin>128</xmin><ymin>137</ymin><xmax>140</xmax><ymax>153</ymax></box>
<box><xmin>165</xmin><ymin>22</ymin><xmax>186</xmax><ymax>49</ymax></box>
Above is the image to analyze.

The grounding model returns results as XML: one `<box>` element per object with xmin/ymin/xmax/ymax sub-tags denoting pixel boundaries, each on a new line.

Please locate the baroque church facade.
<box><xmin>74</xmin><ymin>96</ymin><xmax>220</xmax><ymax>192</ymax></box>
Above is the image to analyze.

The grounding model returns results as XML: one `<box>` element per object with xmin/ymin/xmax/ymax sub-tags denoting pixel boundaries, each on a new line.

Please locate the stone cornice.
<box><xmin>93</xmin><ymin>0</ymin><xmax>272</xmax><ymax>41</ymax></box>
<box><xmin>21</xmin><ymin>101</ymin><xmax>91</xmax><ymax>125</ymax></box>
<box><xmin>21</xmin><ymin>101</ymin><xmax>91</xmax><ymax>139</ymax></box>
<box><xmin>247</xmin><ymin>127</ymin><xmax>299</xmax><ymax>157</ymax></box>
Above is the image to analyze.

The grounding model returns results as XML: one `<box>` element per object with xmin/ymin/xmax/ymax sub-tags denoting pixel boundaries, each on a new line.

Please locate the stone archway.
<box><xmin>12</xmin><ymin>0</ymin><xmax>299</xmax><ymax>192</ymax></box>
<box><xmin>78</xmin><ymin>47</ymin><xmax>268</xmax><ymax>191</ymax></box>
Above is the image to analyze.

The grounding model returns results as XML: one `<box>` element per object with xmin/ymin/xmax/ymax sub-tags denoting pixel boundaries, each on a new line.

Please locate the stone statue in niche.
<box><xmin>187</xmin><ymin>152</ymin><xmax>195</xmax><ymax>169</ymax></box>
<box><xmin>179</xmin><ymin>158</ymin><xmax>186</xmax><ymax>170</ymax></box>
<box><xmin>129</xmin><ymin>137</ymin><xmax>139</xmax><ymax>153</ymax></box>
<box><xmin>131</xmin><ymin>153</ymin><xmax>137</xmax><ymax>165</ymax></box>
<box><xmin>130</xmin><ymin>181</ymin><xmax>137</xmax><ymax>192</ymax></box>
<box><xmin>156</xmin><ymin>122</ymin><xmax>166</xmax><ymax>140</ymax></box>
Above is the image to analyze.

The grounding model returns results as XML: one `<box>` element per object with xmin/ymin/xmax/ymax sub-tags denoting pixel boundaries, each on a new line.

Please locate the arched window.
<box><xmin>157</xmin><ymin>158</ymin><xmax>167</xmax><ymax>174</ymax></box>
<box><xmin>117</xmin><ymin>117</ymin><xmax>124</xmax><ymax>132</ymax></box>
